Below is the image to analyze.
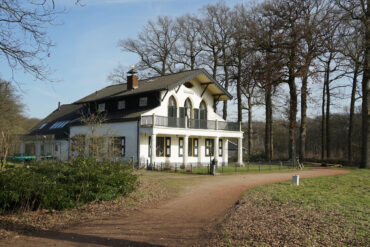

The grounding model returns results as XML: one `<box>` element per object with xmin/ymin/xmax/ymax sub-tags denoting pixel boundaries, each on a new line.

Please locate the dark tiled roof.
<box><xmin>74</xmin><ymin>69</ymin><xmax>232</xmax><ymax>103</ymax></box>
<box><xmin>28</xmin><ymin>104</ymin><xmax>85</xmax><ymax>139</ymax></box>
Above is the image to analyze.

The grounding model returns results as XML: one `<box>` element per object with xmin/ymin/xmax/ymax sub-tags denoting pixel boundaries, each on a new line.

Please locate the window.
<box><xmin>50</xmin><ymin>120</ymin><xmax>70</xmax><ymax>129</ymax></box>
<box><xmin>156</xmin><ymin>137</ymin><xmax>165</xmax><ymax>157</ymax></box>
<box><xmin>118</xmin><ymin>100</ymin><xmax>126</xmax><ymax>110</ymax></box>
<box><xmin>179</xmin><ymin>137</ymin><xmax>184</xmax><ymax>157</ymax></box>
<box><xmin>205</xmin><ymin>139</ymin><xmax>214</xmax><ymax>157</ymax></box>
<box><xmin>39</xmin><ymin>122</ymin><xmax>48</xmax><ymax>129</ymax></box>
<box><xmin>184</xmin><ymin>98</ymin><xmax>193</xmax><ymax>118</ymax></box>
<box><xmin>148</xmin><ymin>136</ymin><xmax>152</xmax><ymax>156</ymax></box>
<box><xmin>139</xmin><ymin>97</ymin><xmax>148</xmax><ymax>107</ymax></box>
<box><xmin>111</xmin><ymin>137</ymin><xmax>125</xmax><ymax>157</ymax></box>
<box><xmin>168</xmin><ymin>96</ymin><xmax>177</xmax><ymax>127</ymax></box>
<box><xmin>165</xmin><ymin>137</ymin><xmax>171</xmax><ymax>157</ymax></box>
<box><xmin>188</xmin><ymin>138</ymin><xmax>199</xmax><ymax>157</ymax></box>
<box><xmin>219</xmin><ymin>139</ymin><xmax>223</xmax><ymax>157</ymax></box>
<box><xmin>184</xmin><ymin>82</ymin><xmax>193</xmax><ymax>88</ymax></box>
<box><xmin>200</xmin><ymin>101</ymin><xmax>207</xmax><ymax>129</ymax></box>
<box><xmin>98</xmin><ymin>103</ymin><xmax>105</xmax><ymax>112</ymax></box>
<box><xmin>71</xmin><ymin>134</ymin><xmax>86</xmax><ymax>155</ymax></box>
<box><xmin>156</xmin><ymin>136</ymin><xmax>171</xmax><ymax>157</ymax></box>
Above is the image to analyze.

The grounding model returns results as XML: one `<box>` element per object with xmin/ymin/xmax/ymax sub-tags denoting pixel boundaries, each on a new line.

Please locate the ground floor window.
<box><xmin>205</xmin><ymin>138</ymin><xmax>214</xmax><ymax>156</ymax></box>
<box><xmin>156</xmin><ymin>136</ymin><xmax>171</xmax><ymax>157</ymax></box>
<box><xmin>219</xmin><ymin>139</ymin><xmax>223</xmax><ymax>157</ymax></box>
<box><xmin>179</xmin><ymin>137</ymin><xmax>184</xmax><ymax>157</ymax></box>
<box><xmin>110</xmin><ymin>137</ymin><xmax>125</xmax><ymax>157</ymax></box>
<box><xmin>188</xmin><ymin>138</ymin><xmax>198</xmax><ymax>157</ymax></box>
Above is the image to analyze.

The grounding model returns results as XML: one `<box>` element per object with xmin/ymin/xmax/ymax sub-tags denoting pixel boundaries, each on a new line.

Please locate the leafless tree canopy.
<box><xmin>114</xmin><ymin>0</ymin><xmax>370</xmax><ymax>167</ymax></box>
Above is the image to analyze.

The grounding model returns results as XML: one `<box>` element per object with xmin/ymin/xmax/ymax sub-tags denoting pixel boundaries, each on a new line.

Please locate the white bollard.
<box><xmin>292</xmin><ymin>175</ymin><xmax>299</xmax><ymax>186</ymax></box>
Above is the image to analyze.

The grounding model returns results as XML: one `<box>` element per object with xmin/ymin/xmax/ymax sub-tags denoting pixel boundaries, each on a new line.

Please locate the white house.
<box><xmin>21</xmin><ymin>69</ymin><xmax>244</xmax><ymax>167</ymax></box>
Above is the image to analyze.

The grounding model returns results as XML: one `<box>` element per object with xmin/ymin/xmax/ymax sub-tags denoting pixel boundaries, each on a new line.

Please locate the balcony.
<box><xmin>141</xmin><ymin>115</ymin><xmax>241</xmax><ymax>131</ymax></box>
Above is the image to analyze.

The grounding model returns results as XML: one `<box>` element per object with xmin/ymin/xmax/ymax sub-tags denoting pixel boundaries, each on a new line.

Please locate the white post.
<box><xmin>151</xmin><ymin>134</ymin><xmax>156</xmax><ymax>165</ymax></box>
<box><xmin>223</xmin><ymin>138</ymin><xmax>228</xmax><ymax>165</ymax></box>
<box><xmin>238</xmin><ymin>137</ymin><xmax>244</xmax><ymax>166</ymax></box>
<box><xmin>214</xmin><ymin>136</ymin><xmax>219</xmax><ymax>163</ymax></box>
<box><xmin>183</xmin><ymin>135</ymin><xmax>189</xmax><ymax>166</ymax></box>
<box><xmin>152</xmin><ymin>113</ymin><xmax>156</xmax><ymax>127</ymax></box>
<box><xmin>185</xmin><ymin>116</ymin><xmax>188</xmax><ymax>128</ymax></box>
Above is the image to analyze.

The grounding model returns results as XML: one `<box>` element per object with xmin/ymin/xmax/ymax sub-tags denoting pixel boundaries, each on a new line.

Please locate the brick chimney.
<box><xmin>127</xmin><ymin>68</ymin><xmax>138</xmax><ymax>90</ymax></box>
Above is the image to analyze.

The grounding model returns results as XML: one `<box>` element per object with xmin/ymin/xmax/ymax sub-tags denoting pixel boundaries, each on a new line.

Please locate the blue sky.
<box><xmin>0</xmin><ymin>0</ymin><xmax>247</xmax><ymax>120</ymax></box>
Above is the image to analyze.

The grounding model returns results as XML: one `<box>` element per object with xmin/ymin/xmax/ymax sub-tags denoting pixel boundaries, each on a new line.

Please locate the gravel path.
<box><xmin>0</xmin><ymin>169</ymin><xmax>348</xmax><ymax>247</ymax></box>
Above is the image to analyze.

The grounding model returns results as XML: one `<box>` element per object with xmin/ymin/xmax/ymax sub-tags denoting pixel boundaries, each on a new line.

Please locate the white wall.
<box><xmin>70</xmin><ymin>121</ymin><xmax>139</xmax><ymax>161</ymax></box>
<box><xmin>143</xmin><ymin>78</ymin><xmax>225</xmax><ymax>121</ymax></box>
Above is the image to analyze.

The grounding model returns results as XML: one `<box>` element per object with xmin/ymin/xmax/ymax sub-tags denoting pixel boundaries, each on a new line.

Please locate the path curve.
<box><xmin>1</xmin><ymin>169</ymin><xmax>348</xmax><ymax>247</ymax></box>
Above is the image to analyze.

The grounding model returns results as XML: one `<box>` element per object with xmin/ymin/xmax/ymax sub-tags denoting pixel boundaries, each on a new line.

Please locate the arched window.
<box><xmin>168</xmin><ymin>96</ymin><xmax>177</xmax><ymax>118</ymax></box>
<box><xmin>184</xmin><ymin>98</ymin><xmax>193</xmax><ymax>119</ymax></box>
<box><xmin>199</xmin><ymin>101</ymin><xmax>207</xmax><ymax>120</ymax></box>
<box><xmin>199</xmin><ymin>101</ymin><xmax>207</xmax><ymax>128</ymax></box>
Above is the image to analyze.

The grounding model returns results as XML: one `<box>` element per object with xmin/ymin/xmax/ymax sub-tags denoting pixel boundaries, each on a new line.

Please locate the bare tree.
<box><xmin>119</xmin><ymin>16</ymin><xmax>180</xmax><ymax>76</ymax></box>
<box><xmin>172</xmin><ymin>14</ymin><xmax>203</xmax><ymax>71</ymax></box>
<box><xmin>0</xmin><ymin>0</ymin><xmax>66</xmax><ymax>82</ymax></box>
<box><xmin>336</xmin><ymin>0</ymin><xmax>370</xmax><ymax>168</ymax></box>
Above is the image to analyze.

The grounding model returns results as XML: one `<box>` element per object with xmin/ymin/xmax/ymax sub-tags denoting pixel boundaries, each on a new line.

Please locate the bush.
<box><xmin>0</xmin><ymin>157</ymin><xmax>138</xmax><ymax>213</ymax></box>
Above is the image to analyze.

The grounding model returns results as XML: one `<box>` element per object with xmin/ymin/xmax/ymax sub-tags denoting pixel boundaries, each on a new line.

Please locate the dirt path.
<box><xmin>1</xmin><ymin>169</ymin><xmax>348</xmax><ymax>247</ymax></box>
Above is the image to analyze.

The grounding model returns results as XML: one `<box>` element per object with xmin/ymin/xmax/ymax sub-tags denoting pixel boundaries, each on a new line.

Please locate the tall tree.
<box><xmin>119</xmin><ymin>16</ymin><xmax>180</xmax><ymax>76</ymax></box>
<box><xmin>298</xmin><ymin>0</ymin><xmax>332</xmax><ymax>161</ymax></box>
<box><xmin>336</xmin><ymin>0</ymin><xmax>370</xmax><ymax>168</ymax></box>
<box><xmin>173</xmin><ymin>14</ymin><xmax>203</xmax><ymax>71</ymax></box>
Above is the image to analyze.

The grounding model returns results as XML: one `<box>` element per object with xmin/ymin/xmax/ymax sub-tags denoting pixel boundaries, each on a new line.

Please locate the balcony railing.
<box><xmin>141</xmin><ymin>115</ymin><xmax>241</xmax><ymax>131</ymax></box>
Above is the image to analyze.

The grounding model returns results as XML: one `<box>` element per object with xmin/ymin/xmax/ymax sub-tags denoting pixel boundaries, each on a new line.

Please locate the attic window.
<box><xmin>50</xmin><ymin>120</ymin><xmax>70</xmax><ymax>129</ymax></box>
<box><xmin>118</xmin><ymin>100</ymin><xmax>126</xmax><ymax>110</ymax></box>
<box><xmin>184</xmin><ymin>82</ymin><xmax>193</xmax><ymax>88</ymax></box>
<box><xmin>98</xmin><ymin>103</ymin><xmax>105</xmax><ymax>112</ymax></box>
<box><xmin>139</xmin><ymin>97</ymin><xmax>148</xmax><ymax>107</ymax></box>
<box><xmin>39</xmin><ymin>123</ymin><xmax>48</xmax><ymax>129</ymax></box>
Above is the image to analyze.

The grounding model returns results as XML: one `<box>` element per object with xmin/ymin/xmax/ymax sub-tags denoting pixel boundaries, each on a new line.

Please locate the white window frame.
<box><xmin>118</xmin><ymin>100</ymin><xmax>126</xmax><ymax>110</ymax></box>
<box><xmin>139</xmin><ymin>97</ymin><xmax>148</xmax><ymax>107</ymax></box>
<box><xmin>98</xmin><ymin>103</ymin><xmax>105</xmax><ymax>112</ymax></box>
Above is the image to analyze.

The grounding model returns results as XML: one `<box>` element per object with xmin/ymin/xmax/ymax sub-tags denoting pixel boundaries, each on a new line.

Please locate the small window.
<box><xmin>118</xmin><ymin>100</ymin><xmax>126</xmax><ymax>110</ymax></box>
<box><xmin>39</xmin><ymin>122</ymin><xmax>48</xmax><ymax>129</ymax></box>
<box><xmin>179</xmin><ymin>137</ymin><xmax>184</xmax><ymax>157</ymax></box>
<box><xmin>111</xmin><ymin>137</ymin><xmax>125</xmax><ymax>157</ymax></box>
<box><xmin>184</xmin><ymin>82</ymin><xmax>193</xmax><ymax>88</ymax></box>
<box><xmin>139</xmin><ymin>97</ymin><xmax>148</xmax><ymax>107</ymax></box>
<box><xmin>98</xmin><ymin>103</ymin><xmax>105</xmax><ymax>112</ymax></box>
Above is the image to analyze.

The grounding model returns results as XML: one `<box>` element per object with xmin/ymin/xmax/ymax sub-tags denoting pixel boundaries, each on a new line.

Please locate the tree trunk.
<box><xmin>361</xmin><ymin>0</ymin><xmax>370</xmax><ymax>169</ymax></box>
<box><xmin>247</xmin><ymin>97</ymin><xmax>253</xmax><ymax>160</ymax></box>
<box><xmin>321</xmin><ymin>80</ymin><xmax>326</xmax><ymax>163</ymax></box>
<box><xmin>222</xmin><ymin>51</ymin><xmax>229</xmax><ymax>120</ymax></box>
<box><xmin>236</xmin><ymin>52</ymin><xmax>242</xmax><ymax>123</ymax></box>
<box><xmin>348</xmin><ymin>64</ymin><xmax>359</xmax><ymax>165</ymax></box>
<box><xmin>325</xmin><ymin>58</ymin><xmax>331</xmax><ymax>160</ymax></box>
<box><xmin>288</xmin><ymin>74</ymin><xmax>297</xmax><ymax>161</ymax></box>
<box><xmin>299</xmin><ymin>74</ymin><xmax>308</xmax><ymax>161</ymax></box>
<box><xmin>265</xmin><ymin>84</ymin><xmax>273</xmax><ymax>161</ymax></box>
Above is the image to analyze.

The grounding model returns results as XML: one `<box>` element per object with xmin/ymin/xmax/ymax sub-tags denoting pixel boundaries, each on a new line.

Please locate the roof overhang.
<box><xmin>166</xmin><ymin>68</ymin><xmax>232</xmax><ymax>101</ymax></box>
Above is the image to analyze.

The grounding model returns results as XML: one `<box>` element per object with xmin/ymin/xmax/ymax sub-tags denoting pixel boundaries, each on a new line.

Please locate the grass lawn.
<box><xmin>211</xmin><ymin>169</ymin><xmax>370</xmax><ymax>246</ymax></box>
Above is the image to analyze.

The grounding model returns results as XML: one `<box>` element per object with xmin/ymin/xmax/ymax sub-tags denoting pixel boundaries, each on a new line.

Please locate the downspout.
<box><xmin>137</xmin><ymin>119</ymin><xmax>140</xmax><ymax>167</ymax></box>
